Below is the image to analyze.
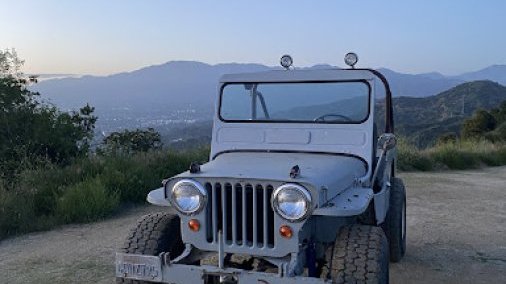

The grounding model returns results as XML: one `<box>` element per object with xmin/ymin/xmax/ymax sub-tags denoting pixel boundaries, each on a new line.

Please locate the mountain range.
<box><xmin>34</xmin><ymin>61</ymin><xmax>506</xmax><ymax>108</ymax></box>
<box><xmin>31</xmin><ymin>61</ymin><xmax>506</xmax><ymax>141</ymax></box>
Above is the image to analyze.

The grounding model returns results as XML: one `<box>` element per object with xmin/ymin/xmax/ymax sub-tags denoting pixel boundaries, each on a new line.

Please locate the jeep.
<box><xmin>116</xmin><ymin>53</ymin><xmax>406</xmax><ymax>284</ymax></box>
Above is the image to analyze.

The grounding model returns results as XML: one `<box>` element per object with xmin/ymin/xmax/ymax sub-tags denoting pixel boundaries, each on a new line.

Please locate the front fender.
<box><xmin>147</xmin><ymin>187</ymin><xmax>170</xmax><ymax>207</ymax></box>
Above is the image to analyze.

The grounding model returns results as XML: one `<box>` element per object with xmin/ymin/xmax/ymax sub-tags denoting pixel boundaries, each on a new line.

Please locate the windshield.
<box><xmin>220</xmin><ymin>81</ymin><xmax>370</xmax><ymax>123</ymax></box>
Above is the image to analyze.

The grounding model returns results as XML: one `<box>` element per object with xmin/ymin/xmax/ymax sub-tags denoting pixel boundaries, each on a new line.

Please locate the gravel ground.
<box><xmin>1</xmin><ymin>167</ymin><xmax>505</xmax><ymax>283</ymax></box>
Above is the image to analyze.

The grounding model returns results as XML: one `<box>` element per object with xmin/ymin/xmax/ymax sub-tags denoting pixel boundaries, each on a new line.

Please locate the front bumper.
<box><xmin>116</xmin><ymin>252</ymin><xmax>327</xmax><ymax>284</ymax></box>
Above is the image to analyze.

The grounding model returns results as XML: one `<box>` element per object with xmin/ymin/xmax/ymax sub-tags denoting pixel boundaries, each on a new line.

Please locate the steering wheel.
<box><xmin>314</xmin><ymin>113</ymin><xmax>353</xmax><ymax>122</ymax></box>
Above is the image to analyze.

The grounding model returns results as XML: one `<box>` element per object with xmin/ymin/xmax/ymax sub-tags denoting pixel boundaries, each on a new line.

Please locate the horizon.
<box><xmin>27</xmin><ymin>59</ymin><xmax>506</xmax><ymax>79</ymax></box>
<box><xmin>2</xmin><ymin>0</ymin><xmax>506</xmax><ymax>76</ymax></box>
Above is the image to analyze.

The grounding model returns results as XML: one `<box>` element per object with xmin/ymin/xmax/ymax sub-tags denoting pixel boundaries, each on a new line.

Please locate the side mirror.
<box><xmin>378</xmin><ymin>133</ymin><xmax>397</xmax><ymax>151</ymax></box>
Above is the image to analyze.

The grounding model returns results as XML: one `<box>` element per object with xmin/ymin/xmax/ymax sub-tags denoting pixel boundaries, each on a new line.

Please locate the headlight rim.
<box><xmin>169</xmin><ymin>179</ymin><xmax>207</xmax><ymax>215</ymax></box>
<box><xmin>272</xmin><ymin>183</ymin><xmax>312</xmax><ymax>222</ymax></box>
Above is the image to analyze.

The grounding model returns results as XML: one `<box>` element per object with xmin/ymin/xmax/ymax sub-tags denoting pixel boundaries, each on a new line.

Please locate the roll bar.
<box><xmin>354</xmin><ymin>68</ymin><xmax>394</xmax><ymax>134</ymax></box>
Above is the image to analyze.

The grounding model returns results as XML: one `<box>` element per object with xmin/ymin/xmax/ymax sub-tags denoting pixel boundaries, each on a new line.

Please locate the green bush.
<box><xmin>17</xmin><ymin>157</ymin><xmax>105</xmax><ymax>216</ymax></box>
<box><xmin>429</xmin><ymin>143</ymin><xmax>479</xmax><ymax>170</ymax></box>
<box><xmin>100</xmin><ymin>128</ymin><xmax>162</xmax><ymax>155</ymax></box>
<box><xmin>0</xmin><ymin>183</ymin><xmax>39</xmax><ymax>239</ymax></box>
<box><xmin>56</xmin><ymin>178</ymin><xmax>119</xmax><ymax>223</ymax></box>
<box><xmin>0</xmin><ymin>147</ymin><xmax>209</xmax><ymax>240</ymax></box>
<box><xmin>99</xmin><ymin>148</ymin><xmax>208</xmax><ymax>202</ymax></box>
<box><xmin>398</xmin><ymin>139</ymin><xmax>506</xmax><ymax>171</ymax></box>
<box><xmin>397</xmin><ymin>139</ymin><xmax>433</xmax><ymax>171</ymax></box>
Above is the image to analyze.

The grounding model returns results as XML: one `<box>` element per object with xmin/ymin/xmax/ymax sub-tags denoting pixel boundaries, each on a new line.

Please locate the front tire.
<box><xmin>322</xmin><ymin>225</ymin><xmax>389</xmax><ymax>284</ymax></box>
<box><xmin>116</xmin><ymin>212</ymin><xmax>184</xmax><ymax>284</ymax></box>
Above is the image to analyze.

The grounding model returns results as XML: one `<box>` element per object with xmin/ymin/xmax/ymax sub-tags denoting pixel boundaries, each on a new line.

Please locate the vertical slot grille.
<box><xmin>206</xmin><ymin>182</ymin><xmax>275</xmax><ymax>248</ymax></box>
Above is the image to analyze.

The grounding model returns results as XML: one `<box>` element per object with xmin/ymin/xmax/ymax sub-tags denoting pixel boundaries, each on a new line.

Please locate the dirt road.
<box><xmin>1</xmin><ymin>167</ymin><xmax>505</xmax><ymax>283</ymax></box>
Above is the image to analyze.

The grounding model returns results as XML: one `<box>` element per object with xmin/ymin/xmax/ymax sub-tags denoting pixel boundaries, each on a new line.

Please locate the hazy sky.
<box><xmin>1</xmin><ymin>0</ymin><xmax>505</xmax><ymax>75</ymax></box>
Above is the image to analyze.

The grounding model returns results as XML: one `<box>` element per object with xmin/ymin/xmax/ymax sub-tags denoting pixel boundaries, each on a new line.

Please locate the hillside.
<box><xmin>390</xmin><ymin>80</ymin><xmax>506</xmax><ymax>147</ymax></box>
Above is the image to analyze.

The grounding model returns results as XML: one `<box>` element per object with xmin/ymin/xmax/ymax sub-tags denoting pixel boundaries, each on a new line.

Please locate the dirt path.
<box><xmin>1</xmin><ymin>167</ymin><xmax>505</xmax><ymax>283</ymax></box>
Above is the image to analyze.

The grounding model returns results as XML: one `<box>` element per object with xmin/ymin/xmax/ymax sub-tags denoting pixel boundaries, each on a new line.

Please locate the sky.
<box><xmin>1</xmin><ymin>0</ymin><xmax>505</xmax><ymax>76</ymax></box>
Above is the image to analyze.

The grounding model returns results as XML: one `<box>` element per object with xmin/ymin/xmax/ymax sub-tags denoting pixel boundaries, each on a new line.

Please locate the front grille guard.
<box><xmin>174</xmin><ymin>178</ymin><xmax>309</xmax><ymax>258</ymax></box>
<box><xmin>205</xmin><ymin>182</ymin><xmax>275</xmax><ymax>249</ymax></box>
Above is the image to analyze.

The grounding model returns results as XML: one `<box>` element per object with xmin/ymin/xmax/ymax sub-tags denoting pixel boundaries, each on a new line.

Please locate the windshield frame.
<box><xmin>218</xmin><ymin>79</ymin><xmax>372</xmax><ymax>124</ymax></box>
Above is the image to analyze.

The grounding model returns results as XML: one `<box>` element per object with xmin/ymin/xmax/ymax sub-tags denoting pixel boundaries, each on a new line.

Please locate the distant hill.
<box><xmin>386</xmin><ymin>80</ymin><xmax>506</xmax><ymax>147</ymax></box>
<box><xmin>377</xmin><ymin>68</ymin><xmax>464</xmax><ymax>98</ymax></box>
<box><xmin>455</xmin><ymin>65</ymin><xmax>506</xmax><ymax>85</ymax></box>
<box><xmin>32</xmin><ymin>61</ymin><xmax>506</xmax><ymax>137</ymax></box>
<box><xmin>35</xmin><ymin>61</ymin><xmax>270</xmax><ymax>111</ymax></box>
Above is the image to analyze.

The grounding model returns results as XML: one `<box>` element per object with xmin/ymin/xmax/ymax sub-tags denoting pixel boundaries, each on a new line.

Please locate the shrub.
<box><xmin>0</xmin><ymin>183</ymin><xmax>38</xmax><ymax>239</ymax></box>
<box><xmin>436</xmin><ymin>132</ymin><xmax>458</xmax><ymax>145</ymax></box>
<box><xmin>17</xmin><ymin>157</ymin><xmax>104</xmax><ymax>216</ymax></box>
<box><xmin>99</xmin><ymin>148</ymin><xmax>208</xmax><ymax>202</ymax></box>
<box><xmin>429</xmin><ymin>143</ymin><xmax>480</xmax><ymax>170</ymax></box>
<box><xmin>397</xmin><ymin>139</ymin><xmax>433</xmax><ymax>171</ymax></box>
<box><xmin>0</xmin><ymin>147</ymin><xmax>209</xmax><ymax>240</ymax></box>
<box><xmin>398</xmin><ymin>139</ymin><xmax>506</xmax><ymax>171</ymax></box>
<box><xmin>56</xmin><ymin>178</ymin><xmax>119</xmax><ymax>223</ymax></box>
<box><xmin>461</xmin><ymin>109</ymin><xmax>497</xmax><ymax>139</ymax></box>
<box><xmin>100</xmin><ymin>128</ymin><xmax>162</xmax><ymax>155</ymax></box>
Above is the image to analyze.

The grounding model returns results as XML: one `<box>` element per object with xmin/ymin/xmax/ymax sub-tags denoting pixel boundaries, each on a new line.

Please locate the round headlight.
<box><xmin>272</xmin><ymin>184</ymin><xmax>312</xmax><ymax>222</ymax></box>
<box><xmin>169</xmin><ymin>179</ymin><xmax>206</xmax><ymax>215</ymax></box>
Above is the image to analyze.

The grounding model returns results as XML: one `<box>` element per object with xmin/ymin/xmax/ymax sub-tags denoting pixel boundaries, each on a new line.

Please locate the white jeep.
<box><xmin>116</xmin><ymin>53</ymin><xmax>406</xmax><ymax>284</ymax></box>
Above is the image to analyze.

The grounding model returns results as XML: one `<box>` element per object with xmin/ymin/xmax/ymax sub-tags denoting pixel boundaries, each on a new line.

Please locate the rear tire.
<box><xmin>116</xmin><ymin>212</ymin><xmax>184</xmax><ymax>284</ymax></box>
<box><xmin>322</xmin><ymin>225</ymin><xmax>389</xmax><ymax>284</ymax></box>
<box><xmin>385</xmin><ymin>178</ymin><xmax>406</xmax><ymax>262</ymax></box>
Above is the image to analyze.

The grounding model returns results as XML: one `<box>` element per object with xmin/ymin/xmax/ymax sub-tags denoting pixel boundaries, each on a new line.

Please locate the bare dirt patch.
<box><xmin>391</xmin><ymin>167</ymin><xmax>506</xmax><ymax>284</ymax></box>
<box><xmin>1</xmin><ymin>167</ymin><xmax>505</xmax><ymax>283</ymax></box>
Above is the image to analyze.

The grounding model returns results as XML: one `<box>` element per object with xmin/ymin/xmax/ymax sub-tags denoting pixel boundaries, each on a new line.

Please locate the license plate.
<box><xmin>116</xmin><ymin>253</ymin><xmax>163</xmax><ymax>282</ymax></box>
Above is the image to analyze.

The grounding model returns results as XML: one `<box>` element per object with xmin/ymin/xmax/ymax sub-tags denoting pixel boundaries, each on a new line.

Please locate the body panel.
<box><xmin>212</xmin><ymin>69</ymin><xmax>377</xmax><ymax>180</ymax></box>
<box><xmin>169</xmin><ymin>152</ymin><xmax>367</xmax><ymax>206</ymax></box>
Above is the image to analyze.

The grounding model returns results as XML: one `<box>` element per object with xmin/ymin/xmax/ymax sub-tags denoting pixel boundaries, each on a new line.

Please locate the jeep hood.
<box><xmin>174</xmin><ymin>152</ymin><xmax>366</xmax><ymax>204</ymax></box>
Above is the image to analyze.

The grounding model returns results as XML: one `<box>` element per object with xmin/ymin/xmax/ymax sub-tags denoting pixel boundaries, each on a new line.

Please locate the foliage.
<box><xmin>397</xmin><ymin>139</ymin><xmax>434</xmax><ymax>171</ymax></box>
<box><xmin>490</xmin><ymin>101</ymin><xmax>506</xmax><ymax>123</ymax></box>
<box><xmin>0</xmin><ymin>147</ymin><xmax>209</xmax><ymax>240</ymax></box>
<box><xmin>0</xmin><ymin>49</ymin><xmax>97</xmax><ymax>182</ymax></box>
<box><xmin>100</xmin><ymin>128</ymin><xmax>162</xmax><ymax>155</ymax></box>
<box><xmin>436</xmin><ymin>132</ymin><xmax>458</xmax><ymax>145</ymax></box>
<box><xmin>397</xmin><ymin>139</ymin><xmax>506</xmax><ymax>171</ymax></box>
<box><xmin>485</xmin><ymin>122</ymin><xmax>506</xmax><ymax>142</ymax></box>
<box><xmin>461</xmin><ymin>109</ymin><xmax>496</xmax><ymax>139</ymax></box>
<box><xmin>460</xmin><ymin>101</ymin><xmax>506</xmax><ymax>141</ymax></box>
<box><xmin>56</xmin><ymin>178</ymin><xmax>119</xmax><ymax>223</ymax></box>
<box><xmin>0</xmin><ymin>182</ymin><xmax>37</xmax><ymax>238</ymax></box>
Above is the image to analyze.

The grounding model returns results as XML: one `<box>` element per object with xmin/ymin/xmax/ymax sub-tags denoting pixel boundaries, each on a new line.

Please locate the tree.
<box><xmin>100</xmin><ymin>128</ymin><xmax>162</xmax><ymax>155</ymax></box>
<box><xmin>0</xmin><ymin>49</ymin><xmax>97</xmax><ymax>181</ymax></box>
<box><xmin>490</xmin><ymin>101</ymin><xmax>506</xmax><ymax>125</ymax></box>
<box><xmin>461</xmin><ymin>109</ymin><xmax>497</xmax><ymax>139</ymax></box>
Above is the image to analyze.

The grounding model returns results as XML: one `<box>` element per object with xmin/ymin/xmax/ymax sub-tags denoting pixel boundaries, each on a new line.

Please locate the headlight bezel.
<box><xmin>169</xmin><ymin>179</ymin><xmax>207</xmax><ymax>215</ymax></box>
<box><xmin>272</xmin><ymin>183</ymin><xmax>312</xmax><ymax>222</ymax></box>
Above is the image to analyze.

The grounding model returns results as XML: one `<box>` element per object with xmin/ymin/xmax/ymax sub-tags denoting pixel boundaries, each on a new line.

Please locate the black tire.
<box><xmin>116</xmin><ymin>212</ymin><xmax>184</xmax><ymax>284</ymax></box>
<box><xmin>322</xmin><ymin>225</ymin><xmax>389</xmax><ymax>284</ymax></box>
<box><xmin>385</xmin><ymin>178</ymin><xmax>406</xmax><ymax>262</ymax></box>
